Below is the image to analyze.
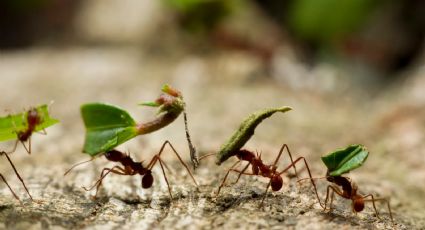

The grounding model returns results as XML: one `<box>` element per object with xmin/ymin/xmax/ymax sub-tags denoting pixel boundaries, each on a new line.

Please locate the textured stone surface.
<box><xmin>0</xmin><ymin>47</ymin><xmax>424</xmax><ymax>229</ymax></box>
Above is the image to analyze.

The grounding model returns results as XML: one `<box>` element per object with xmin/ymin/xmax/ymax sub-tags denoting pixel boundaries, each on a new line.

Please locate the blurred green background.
<box><xmin>1</xmin><ymin>0</ymin><xmax>424</xmax><ymax>78</ymax></box>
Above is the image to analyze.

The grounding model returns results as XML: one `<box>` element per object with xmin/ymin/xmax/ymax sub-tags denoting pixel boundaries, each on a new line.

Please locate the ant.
<box><xmin>0</xmin><ymin>107</ymin><xmax>46</xmax><ymax>203</ymax></box>
<box><xmin>0</xmin><ymin>151</ymin><xmax>33</xmax><ymax>204</ymax></box>
<box><xmin>323</xmin><ymin>172</ymin><xmax>394</xmax><ymax>225</ymax></box>
<box><xmin>206</xmin><ymin>144</ymin><xmax>323</xmax><ymax>206</ymax></box>
<box><xmin>298</xmin><ymin>171</ymin><xmax>394</xmax><ymax>225</ymax></box>
<box><xmin>9</xmin><ymin>107</ymin><xmax>45</xmax><ymax>154</ymax></box>
<box><xmin>65</xmin><ymin>141</ymin><xmax>198</xmax><ymax>199</ymax></box>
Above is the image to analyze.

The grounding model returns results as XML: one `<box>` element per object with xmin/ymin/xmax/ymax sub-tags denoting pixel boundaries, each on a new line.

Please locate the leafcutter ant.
<box><xmin>65</xmin><ymin>141</ymin><xmax>198</xmax><ymax>199</ymax></box>
<box><xmin>9</xmin><ymin>107</ymin><xmax>46</xmax><ymax>154</ymax></box>
<box><xmin>323</xmin><ymin>172</ymin><xmax>394</xmax><ymax>225</ymax></box>
<box><xmin>203</xmin><ymin>144</ymin><xmax>323</xmax><ymax>206</ymax></box>
<box><xmin>0</xmin><ymin>105</ymin><xmax>57</xmax><ymax>203</ymax></box>
<box><xmin>299</xmin><ymin>144</ymin><xmax>394</xmax><ymax>225</ymax></box>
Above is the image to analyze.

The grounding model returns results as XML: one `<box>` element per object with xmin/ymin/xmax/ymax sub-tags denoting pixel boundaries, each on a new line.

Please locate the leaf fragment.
<box><xmin>216</xmin><ymin>106</ymin><xmax>292</xmax><ymax>165</ymax></box>
<box><xmin>321</xmin><ymin>144</ymin><xmax>369</xmax><ymax>176</ymax></box>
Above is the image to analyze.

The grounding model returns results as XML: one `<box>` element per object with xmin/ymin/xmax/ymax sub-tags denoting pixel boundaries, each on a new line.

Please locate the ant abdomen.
<box><xmin>271</xmin><ymin>176</ymin><xmax>283</xmax><ymax>191</ymax></box>
<box><xmin>142</xmin><ymin>172</ymin><xmax>154</xmax><ymax>188</ymax></box>
<box><xmin>353</xmin><ymin>195</ymin><xmax>365</xmax><ymax>212</ymax></box>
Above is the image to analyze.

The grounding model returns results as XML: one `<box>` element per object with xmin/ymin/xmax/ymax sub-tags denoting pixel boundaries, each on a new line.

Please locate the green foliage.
<box><xmin>164</xmin><ymin>0</ymin><xmax>237</xmax><ymax>33</ymax></box>
<box><xmin>321</xmin><ymin>144</ymin><xmax>369</xmax><ymax>176</ymax></box>
<box><xmin>216</xmin><ymin>106</ymin><xmax>292</xmax><ymax>165</ymax></box>
<box><xmin>288</xmin><ymin>0</ymin><xmax>378</xmax><ymax>42</ymax></box>
<box><xmin>0</xmin><ymin>104</ymin><xmax>59</xmax><ymax>142</ymax></box>
<box><xmin>81</xmin><ymin>103</ymin><xmax>138</xmax><ymax>156</ymax></box>
<box><xmin>81</xmin><ymin>84</ymin><xmax>187</xmax><ymax>157</ymax></box>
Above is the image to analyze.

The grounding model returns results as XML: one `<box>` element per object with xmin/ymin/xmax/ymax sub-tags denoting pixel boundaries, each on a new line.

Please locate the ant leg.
<box><xmin>15</xmin><ymin>140</ymin><xmax>31</xmax><ymax>155</ymax></box>
<box><xmin>157</xmin><ymin>157</ymin><xmax>173</xmax><ymax>199</ymax></box>
<box><xmin>26</xmin><ymin>137</ymin><xmax>31</xmax><ymax>154</ymax></box>
<box><xmin>362</xmin><ymin>194</ymin><xmax>380</xmax><ymax>218</ymax></box>
<box><xmin>260</xmin><ymin>180</ymin><xmax>272</xmax><ymax>206</ymax></box>
<box><xmin>83</xmin><ymin>166</ymin><xmax>127</xmax><ymax>198</ymax></box>
<box><xmin>160</xmin><ymin>158</ymin><xmax>173</xmax><ymax>174</ymax></box>
<box><xmin>3</xmin><ymin>153</ymin><xmax>33</xmax><ymax>201</ymax></box>
<box><xmin>147</xmin><ymin>141</ymin><xmax>198</xmax><ymax>187</ymax></box>
<box><xmin>324</xmin><ymin>185</ymin><xmax>344</xmax><ymax>212</ymax></box>
<box><xmin>7</xmin><ymin>140</ymin><xmax>19</xmax><ymax>154</ymax></box>
<box><xmin>258</xmin><ymin>144</ymin><xmax>300</xmax><ymax>206</ymax></box>
<box><xmin>0</xmin><ymin>173</ymin><xmax>23</xmax><ymax>205</ymax></box>
<box><xmin>216</xmin><ymin>160</ymin><xmax>241</xmax><ymax>196</ymax></box>
<box><xmin>363</xmin><ymin>194</ymin><xmax>394</xmax><ymax>225</ymax></box>
<box><xmin>278</xmin><ymin>157</ymin><xmax>325</xmax><ymax>208</ymax></box>
<box><xmin>275</xmin><ymin>144</ymin><xmax>298</xmax><ymax>179</ymax></box>
<box><xmin>231</xmin><ymin>162</ymin><xmax>251</xmax><ymax>185</ymax></box>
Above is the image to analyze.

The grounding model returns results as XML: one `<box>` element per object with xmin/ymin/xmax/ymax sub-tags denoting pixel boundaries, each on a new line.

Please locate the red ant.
<box><xmin>298</xmin><ymin>171</ymin><xmax>394</xmax><ymax>225</ymax></box>
<box><xmin>0</xmin><ymin>107</ymin><xmax>45</xmax><ymax>203</ymax></box>
<box><xmin>0</xmin><ymin>151</ymin><xmax>33</xmax><ymax>203</ymax></box>
<box><xmin>9</xmin><ymin>107</ymin><xmax>45</xmax><ymax>154</ymax></box>
<box><xmin>206</xmin><ymin>144</ymin><xmax>323</xmax><ymax>206</ymax></box>
<box><xmin>323</xmin><ymin>172</ymin><xmax>394</xmax><ymax>225</ymax></box>
<box><xmin>65</xmin><ymin>141</ymin><xmax>198</xmax><ymax>199</ymax></box>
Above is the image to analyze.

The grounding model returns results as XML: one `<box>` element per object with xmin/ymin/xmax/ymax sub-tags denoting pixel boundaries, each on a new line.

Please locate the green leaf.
<box><xmin>139</xmin><ymin>101</ymin><xmax>160</xmax><ymax>107</ymax></box>
<box><xmin>81</xmin><ymin>103</ymin><xmax>138</xmax><ymax>156</ymax></box>
<box><xmin>216</xmin><ymin>106</ymin><xmax>292</xmax><ymax>165</ymax></box>
<box><xmin>321</xmin><ymin>144</ymin><xmax>369</xmax><ymax>176</ymax></box>
<box><xmin>0</xmin><ymin>104</ymin><xmax>59</xmax><ymax>142</ymax></box>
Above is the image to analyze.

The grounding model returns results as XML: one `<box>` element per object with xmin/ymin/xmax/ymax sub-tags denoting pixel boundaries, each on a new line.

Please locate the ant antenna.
<box><xmin>198</xmin><ymin>153</ymin><xmax>216</xmax><ymax>161</ymax></box>
<box><xmin>183</xmin><ymin>110</ymin><xmax>198</xmax><ymax>169</ymax></box>
<box><xmin>297</xmin><ymin>176</ymin><xmax>328</xmax><ymax>183</ymax></box>
<box><xmin>64</xmin><ymin>158</ymin><xmax>95</xmax><ymax>176</ymax></box>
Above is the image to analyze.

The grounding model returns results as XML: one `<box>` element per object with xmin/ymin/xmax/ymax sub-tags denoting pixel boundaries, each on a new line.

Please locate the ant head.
<box><xmin>353</xmin><ymin>195</ymin><xmax>365</xmax><ymax>212</ymax></box>
<box><xmin>142</xmin><ymin>170</ymin><xmax>154</xmax><ymax>189</ymax></box>
<box><xmin>271</xmin><ymin>175</ymin><xmax>283</xmax><ymax>191</ymax></box>
<box><xmin>105</xmin><ymin>150</ymin><xmax>124</xmax><ymax>162</ymax></box>
<box><xmin>237</xmin><ymin>149</ymin><xmax>255</xmax><ymax>162</ymax></box>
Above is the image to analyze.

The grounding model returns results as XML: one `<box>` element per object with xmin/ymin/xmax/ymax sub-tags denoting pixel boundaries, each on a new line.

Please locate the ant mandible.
<box><xmin>67</xmin><ymin>141</ymin><xmax>198</xmax><ymax>199</ymax></box>
<box><xmin>9</xmin><ymin>107</ymin><xmax>45</xmax><ymax>154</ymax></box>
<box><xmin>212</xmin><ymin>144</ymin><xmax>323</xmax><ymax>206</ymax></box>
<box><xmin>323</xmin><ymin>172</ymin><xmax>394</xmax><ymax>225</ymax></box>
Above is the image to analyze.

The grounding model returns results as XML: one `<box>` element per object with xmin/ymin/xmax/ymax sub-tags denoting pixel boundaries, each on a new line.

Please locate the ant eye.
<box><xmin>142</xmin><ymin>172</ymin><xmax>154</xmax><ymax>188</ymax></box>
<box><xmin>271</xmin><ymin>176</ymin><xmax>283</xmax><ymax>191</ymax></box>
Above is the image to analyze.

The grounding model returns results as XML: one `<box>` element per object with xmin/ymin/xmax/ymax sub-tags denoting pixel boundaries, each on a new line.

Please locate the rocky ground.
<box><xmin>0</xmin><ymin>44</ymin><xmax>424</xmax><ymax>229</ymax></box>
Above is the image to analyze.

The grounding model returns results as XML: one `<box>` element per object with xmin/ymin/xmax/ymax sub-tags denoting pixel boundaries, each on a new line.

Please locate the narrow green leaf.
<box><xmin>216</xmin><ymin>106</ymin><xmax>292</xmax><ymax>165</ymax></box>
<box><xmin>81</xmin><ymin>103</ymin><xmax>138</xmax><ymax>156</ymax></box>
<box><xmin>321</xmin><ymin>144</ymin><xmax>369</xmax><ymax>176</ymax></box>
<box><xmin>139</xmin><ymin>101</ymin><xmax>160</xmax><ymax>107</ymax></box>
<box><xmin>0</xmin><ymin>104</ymin><xmax>59</xmax><ymax>142</ymax></box>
